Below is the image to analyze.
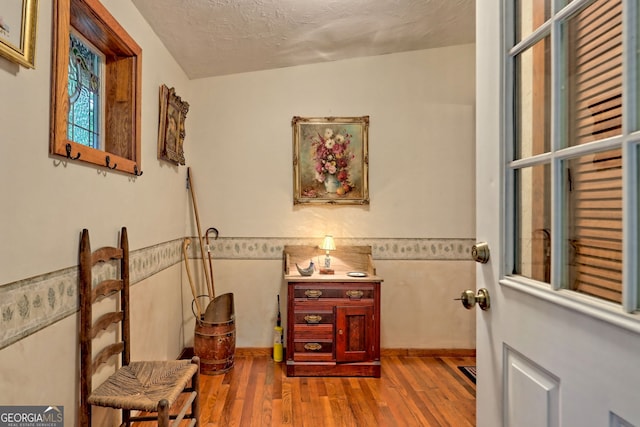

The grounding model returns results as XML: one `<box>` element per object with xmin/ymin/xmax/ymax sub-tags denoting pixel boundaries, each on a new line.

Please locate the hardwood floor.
<box><xmin>136</xmin><ymin>351</ymin><xmax>476</xmax><ymax>427</ymax></box>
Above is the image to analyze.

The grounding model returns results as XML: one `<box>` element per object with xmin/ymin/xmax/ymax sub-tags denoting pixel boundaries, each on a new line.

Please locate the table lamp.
<box><xmin>320</xmin><ymin>235</ymin><xmax>336</xmax><ymax>274</ymax></box>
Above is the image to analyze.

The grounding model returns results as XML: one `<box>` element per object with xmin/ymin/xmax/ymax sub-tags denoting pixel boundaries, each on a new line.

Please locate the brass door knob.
<box><xmin>454</xmin><ymin>288</ymin><xmax>490</xmax><ymax>310</ymax></box>
<box><xmin>471</xmin><ymin>242</ymin><xmax>490</xmax><ymax>263</ymax></box>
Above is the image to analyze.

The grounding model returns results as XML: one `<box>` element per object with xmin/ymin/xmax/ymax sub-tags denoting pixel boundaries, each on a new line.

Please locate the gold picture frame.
<box><xmin>158</xmin><ymin>84</ymin><xmax>189</xmax><ymax>165</ymax></box>
<box><xmin>0</xmin><ymin>0</ymin><xmax>38</xmax><ymax>68</ymax></box>
<box><xmin>292</xmin><ymin>116</ymin><xmax>369</xmax><ymax>205</ymax></box>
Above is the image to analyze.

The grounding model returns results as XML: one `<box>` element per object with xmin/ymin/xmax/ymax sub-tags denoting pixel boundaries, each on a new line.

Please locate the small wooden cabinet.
<box><xmin>283</xmin><ymin>245</ymin><xmax>382</xmax><ymax>377</ymax></box>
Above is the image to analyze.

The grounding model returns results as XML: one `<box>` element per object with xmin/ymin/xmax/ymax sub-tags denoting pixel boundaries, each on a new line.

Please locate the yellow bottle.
<box><xmin>273</xmin><ymin>326</ymin><xmax>283</xmax><ymax>362</ymax></box>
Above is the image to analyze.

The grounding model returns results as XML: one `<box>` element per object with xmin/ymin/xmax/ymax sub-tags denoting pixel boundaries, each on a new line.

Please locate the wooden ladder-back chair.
<box><xmin>79</xmin><ymin>227</ymin><xmax>200</xmax><ymax>427</ymax></box>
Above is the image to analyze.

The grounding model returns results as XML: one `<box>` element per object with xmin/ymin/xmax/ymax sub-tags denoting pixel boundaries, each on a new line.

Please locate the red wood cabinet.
<box><xmin>285</xmin><ymin>279</ymin><xmax>381</xmax><ymax>377</ymax></box>
<box><xmin>283</xmin><ymin>245</ymin><xmax>382</xmax><ymax>377</ymax></box>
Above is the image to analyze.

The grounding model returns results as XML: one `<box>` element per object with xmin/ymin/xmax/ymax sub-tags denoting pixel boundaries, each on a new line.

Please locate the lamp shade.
<box><xmin>320</xmin><ymin>235</ymin><xmax>336</xmax><ymax>251</ymax></box>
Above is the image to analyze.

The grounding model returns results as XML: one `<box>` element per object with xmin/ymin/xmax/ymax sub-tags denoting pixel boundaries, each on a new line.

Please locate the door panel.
<box><xmin>335</xmin><ymin>305</ymin><xmax>373</xmax><ymax>362</ymax></box>
<box><xmin>477</xmin><ymin>1</ymin><xmax>640</xmax><ymax>426</ymax></box>
<box><xmin>504</xmin><ymin>346</ymin><xmax>559</xmax><ymax>427</ymax></box>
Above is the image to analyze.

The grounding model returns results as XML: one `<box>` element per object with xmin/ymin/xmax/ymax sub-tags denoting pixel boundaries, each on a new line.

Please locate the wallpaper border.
<box><xmin>0</xmin><ymin>237</ymin><xmax>474</xmax><ymax>350</ymax></box>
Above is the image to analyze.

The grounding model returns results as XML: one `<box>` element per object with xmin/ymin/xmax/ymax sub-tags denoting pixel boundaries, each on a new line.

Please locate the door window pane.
<box><xmin>516</xmin><ymin>36</ymin><xmax>551</xmax><ymax>159</ymax></box>
<box><xmin>564</xmin><ymin>149</ymin><xmax>622</xmax><ymax>303</ymax></box>
<box><xmin>515</xmin><ymin>0</ymin><xmax>550</xmax><ymax>42</ymax></box>
<box><xmin>509</xmin><ymin>0</ymin><xmax>636</xmax><ymax>309</ymax></box>
<box><xmin>565</xmin><ymin>0</ymin><xmax>622</xmax><ymax>147</ymax></box>
<box><xmin>516</xmin><ymin>164</ymin><xmax>551</xmax><ymax>282</ymax></box>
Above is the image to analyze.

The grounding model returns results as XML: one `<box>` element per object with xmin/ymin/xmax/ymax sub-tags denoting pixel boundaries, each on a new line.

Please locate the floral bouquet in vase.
<box><xmin>311</xmin><ymin>127</ymin><xmax>355</xmax><ymax>195</ymax></box>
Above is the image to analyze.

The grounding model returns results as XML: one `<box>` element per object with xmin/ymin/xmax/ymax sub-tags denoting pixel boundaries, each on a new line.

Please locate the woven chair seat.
<box><xmin>88</xmin><ymin>360</ymin><xmax>198</xmax><ymax>411</ymax></box>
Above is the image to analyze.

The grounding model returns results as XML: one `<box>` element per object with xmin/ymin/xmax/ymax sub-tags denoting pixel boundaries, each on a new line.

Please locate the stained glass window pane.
<box><xmin>68</xmin><ymin>33</ymin><xmax>101</xmax><ymax>149</ymax></box>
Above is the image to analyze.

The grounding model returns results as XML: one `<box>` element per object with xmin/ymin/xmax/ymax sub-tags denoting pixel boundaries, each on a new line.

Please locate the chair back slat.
<box><xmin>92</xmin><ymin>342</ymin><xmax>125</xmax><ymax>374</ymax></box>
<box><xmin>92</xmin><ymin>279</ymin><xmax>124</xmax><ymax>303</ymax></box>
<box><xmin>91</xmin><ymin>246</ymin><xmax>123</xmax><ymax>265</ymax></box>
<box><xmin>91</xmin><ymin>311</ymin><xmax>124</xmax><ymax>340</ymax></box>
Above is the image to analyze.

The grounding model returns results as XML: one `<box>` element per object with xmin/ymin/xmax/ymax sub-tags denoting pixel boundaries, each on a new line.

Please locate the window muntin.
<box><xmin>508</xmin><ymin>0</ymin><xmax>637</xmax><ymax>310</ymax></box>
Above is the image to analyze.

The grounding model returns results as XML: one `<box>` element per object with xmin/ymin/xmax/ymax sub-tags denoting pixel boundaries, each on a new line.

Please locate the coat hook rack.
<box><xmin>105</xmin><ymin>155</ymin><xmax>117</xmax><ymax>170</ymax></box>
<box><xmin>65</xmin><ymin>143</ymin><xmax>81</xmax><ymax>160</ymax></box>
<box><xmin>133</xmin><ymin>165</ymin><xmax>143</xmax><ymax>176</ymax></box>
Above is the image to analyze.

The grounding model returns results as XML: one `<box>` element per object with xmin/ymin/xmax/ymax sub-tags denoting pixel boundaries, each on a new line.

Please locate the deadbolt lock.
<box><xmin>471</xmin><ymin>242</ymin><xmax>490</xmax><ymax>263</ymax></box>
<box><xmin>454</xmin><ymin>288</ymin><xmax>491</xmax><ymax>310</ymax></box>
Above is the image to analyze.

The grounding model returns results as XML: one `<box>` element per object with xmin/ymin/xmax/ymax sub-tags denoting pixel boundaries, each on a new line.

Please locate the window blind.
<box><xmin>567</xmin><ymin>0</ymin><xmax>623</xmax><ymax>302</ymax></box>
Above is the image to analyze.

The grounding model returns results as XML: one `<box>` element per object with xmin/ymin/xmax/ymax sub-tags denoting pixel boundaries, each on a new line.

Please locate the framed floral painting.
<box><xmin>292</xmin><ymin>116</ymin><xmax>369</xmax><ymax>205</ymax></box>
<box><xmin>0</xmin><ymin>0</ymin><xmax>38</xmax><ymax>68</ymax></box>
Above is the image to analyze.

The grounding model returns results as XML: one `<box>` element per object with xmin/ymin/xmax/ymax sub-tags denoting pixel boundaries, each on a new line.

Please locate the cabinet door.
<box><xmin>335</xmin><ymin>305</ymin><xmax>374</xmax><ymax>363</ymax></box>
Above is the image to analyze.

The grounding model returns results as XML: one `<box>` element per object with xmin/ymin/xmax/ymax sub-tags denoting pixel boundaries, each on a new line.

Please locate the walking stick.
<box><xmin>187</xmin><ymin>167</ymin><xmax>214</xmax><ymax>299</ymax></box>
<box><xmin>182</xmin><ymin>238</ymin><xmax>202</xmax><ymax>319</ymax></box>
<box><xmin>205</xmin><ymin>227</ymin><xmax>219</xmax><ymax>299</ymax></box>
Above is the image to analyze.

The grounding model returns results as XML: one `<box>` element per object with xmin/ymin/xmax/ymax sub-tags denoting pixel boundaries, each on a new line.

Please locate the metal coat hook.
<box><xmin>134</xmin><ymin>165</ymin><xmax>143</xmax><ymax>176</ymax></box>
<box><xmin>65</xmin><ymin>143</ymin><xmax>81</xmax><ymax>160</ymax></box>
<box><xmin>105</xmin><ymin>155</ymin><xmax>117</xmax><ymax>170</ymax></box>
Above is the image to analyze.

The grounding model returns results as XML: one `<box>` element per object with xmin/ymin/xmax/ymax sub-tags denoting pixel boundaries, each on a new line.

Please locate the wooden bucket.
<box><xmin>194</xmin><ymin>293</ymin><xmax>235</xmax><ymax>375</ymax></box>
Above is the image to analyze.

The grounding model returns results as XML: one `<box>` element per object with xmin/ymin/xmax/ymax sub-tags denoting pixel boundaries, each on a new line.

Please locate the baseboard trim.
<box><xmin>179</xmin><ymin>347</ymin><xmax>475</xmax><ymax>359</ymax></box>
<box><xmin>380</xmin><ymin>348</ymin><xmax>476</xmax><ymax>357</ymax></box>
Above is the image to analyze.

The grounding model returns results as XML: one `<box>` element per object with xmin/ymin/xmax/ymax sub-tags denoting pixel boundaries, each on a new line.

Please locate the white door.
<box><xmin>476</xmin><ymin>0</ymin><xmax>640</xmax><ymax>426</ymax></box>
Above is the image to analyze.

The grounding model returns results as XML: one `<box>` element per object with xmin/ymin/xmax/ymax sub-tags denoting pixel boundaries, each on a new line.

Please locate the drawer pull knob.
<box><xmin>304</xmin><ymin>314</ymin><xmax>322</xmax><ymax>324</ymax></box>
<box><xmin>346</xmin><ymin>290</ymin><xmax>364</xmax><ymax>299</ymax></box>
<box><xmin>304</xmin><ymin>289</ymin><xmax>323</xmax><ymax>299</ymax></box>
<box><xmin>304</xmin><ymin>343</ymin><xmax>322</xmax><ymax>351</ymax></box>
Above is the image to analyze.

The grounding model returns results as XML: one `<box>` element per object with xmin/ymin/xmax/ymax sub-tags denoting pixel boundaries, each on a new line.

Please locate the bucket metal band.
<box><xmin>195</xmin><ymin>330</ymin><xmax>235</xmax><ymax>338</ymax></box>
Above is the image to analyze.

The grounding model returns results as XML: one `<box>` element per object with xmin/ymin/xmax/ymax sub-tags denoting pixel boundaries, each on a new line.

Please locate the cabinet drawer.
<box><xmin>294</xmin><ymin>324</ymin><xmax>333</xmax><ymax>340</ymax></box>
<box><xmin>292</xmin><ymin>340</ymin><xmax>333</xmax><ymax>361</ymax></box>
<box><xmin>293</xmin><ymin>310</ymin><xmax>335</xmax><ymax>325</ymax></box>
<box><xmin>293</xmin><ymin>284</ymin><xmax>374</xmax><ymax>300</ymax></box>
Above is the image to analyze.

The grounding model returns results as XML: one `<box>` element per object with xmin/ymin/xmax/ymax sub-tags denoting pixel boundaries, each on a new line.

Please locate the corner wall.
<box><xmin>184</xmin><ymin>44</ymin><xmax>477</xmax><ymax>350</ymax></box>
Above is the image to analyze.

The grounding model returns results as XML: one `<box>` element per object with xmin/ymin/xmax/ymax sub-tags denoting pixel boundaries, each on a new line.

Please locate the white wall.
<box><xmin>0</xmin><ymin>1</ymin><xmax>192</xmax><ymax>424</ymax></box>
<box><xmin>187</xmin><ymin>45</ymin><xmax>475</xmax><ymax>239</ymax></box>
<box><xmin>0</xmin><ymin>0</ymin><xmax>191</xmax><ymax>287</ymax></box>
<box><xmin>0</xmin><ymin>0</ymin><xmax>475</xmax><ymax>424</ymax></box>
<box><xmin>184</xmin><ymin>45</ymin><xmax>476</xmax><ymax>348</ymax></box>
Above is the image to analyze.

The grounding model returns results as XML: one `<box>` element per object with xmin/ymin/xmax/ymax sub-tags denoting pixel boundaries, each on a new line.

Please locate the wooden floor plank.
<box><xmin>133</xmin><ymin>353</ymin><xmax>476</xmax><ymax>427</ymax></box>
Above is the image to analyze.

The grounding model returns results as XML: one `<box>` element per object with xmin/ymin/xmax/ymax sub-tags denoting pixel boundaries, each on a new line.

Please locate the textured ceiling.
<box><xmin>131</xmin><ymin>0</ymin><xmax>475</xmax><ymax>79</ymax></box>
